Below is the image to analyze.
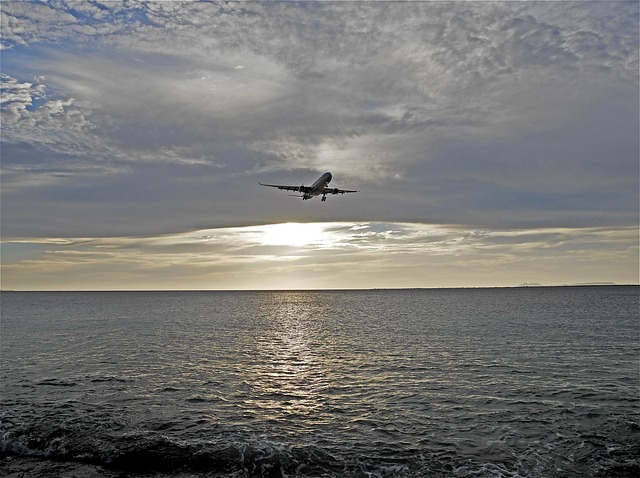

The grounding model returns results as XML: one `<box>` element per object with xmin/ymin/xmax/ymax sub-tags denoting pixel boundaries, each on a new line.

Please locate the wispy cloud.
<box><xmin>2</xmin><ymin>223</ymin><xmax>637</xmax><ymax>290</ymax></box>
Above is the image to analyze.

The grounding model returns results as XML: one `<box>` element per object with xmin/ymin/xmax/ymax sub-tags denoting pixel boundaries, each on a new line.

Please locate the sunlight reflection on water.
<box><xmin>243</xmin><ymin>293</ymin><xmax>330</xmax><ymax>429</ymax></box>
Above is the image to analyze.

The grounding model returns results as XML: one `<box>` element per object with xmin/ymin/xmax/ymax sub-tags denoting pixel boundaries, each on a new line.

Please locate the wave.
<box><xmin>89</xmin><ymin>376</ymin><xmax>133</xmax><ymax>384</ymax></box>
<box><xmin>34</xmin><ymin>378</ymin><xmax>78</xmax><ymax>387</ymax></box>
<box><xmin>0</xmin><ymin>430</ymin><xmax>351</xmax><ymax>477</ymax></box>
<box><xmin>2</xmin><ymin>423</ymin><xmax>639</xmax><ymax>478</ymax></box>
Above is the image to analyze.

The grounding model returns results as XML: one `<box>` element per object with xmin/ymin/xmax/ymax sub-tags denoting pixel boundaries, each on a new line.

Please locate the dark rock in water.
<box><xmin>107</xmin><ymin>434</ymin><xmax>191</xmax><ymax>472</ymax></box>
<box><xmin>189</xmin><ymin>445</ymin><xmax>244</xmax><ymax>473</ymax></box>
<box><xmin>0</xmin><ymin>456</ymin><xmax>118</xmax><ymax>478</ymax></box>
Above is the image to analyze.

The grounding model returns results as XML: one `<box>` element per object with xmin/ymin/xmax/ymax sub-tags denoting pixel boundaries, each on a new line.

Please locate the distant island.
<box><xmin>570</xmin><ymin>282</ymin><xmax>617</xmax><ymax>286</ymax></box>
<box><xmin>518</xmin><ymin>282</ymin><xmax>617</xmax><ymax>287</ymax></box>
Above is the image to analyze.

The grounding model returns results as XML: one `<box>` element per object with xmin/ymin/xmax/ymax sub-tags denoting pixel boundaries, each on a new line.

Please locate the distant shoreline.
<box><xmin>2</xmin><ymin>284</ymin><xmax>638</xmax><ymax>293</ymax></box>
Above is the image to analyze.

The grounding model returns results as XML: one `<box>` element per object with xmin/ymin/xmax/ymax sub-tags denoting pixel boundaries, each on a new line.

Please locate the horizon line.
<box><xmin>2</xmin><ymin>283</ymin><xmax>636</xmax><ymax>293</ymax></box>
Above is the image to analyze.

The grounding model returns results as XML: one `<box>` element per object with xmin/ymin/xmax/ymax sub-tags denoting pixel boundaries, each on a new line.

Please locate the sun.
<box><xmin>255</xmin><ymin>222</ymin><xmax>330</xmax><ymax>247</ymax></box>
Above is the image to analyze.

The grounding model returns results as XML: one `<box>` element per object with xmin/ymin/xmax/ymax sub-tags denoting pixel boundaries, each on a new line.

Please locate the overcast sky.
<box><xmin>1</xmin><ymin>0</ymin><xmax>638</xmax><ymax>290</ymax></box>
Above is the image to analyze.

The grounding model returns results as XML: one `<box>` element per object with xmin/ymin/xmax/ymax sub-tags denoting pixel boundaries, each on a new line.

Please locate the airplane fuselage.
<box><xmin>304</xmin><ymin>172</ymin><xmax>333</xmax><ymax>200</ymax></box>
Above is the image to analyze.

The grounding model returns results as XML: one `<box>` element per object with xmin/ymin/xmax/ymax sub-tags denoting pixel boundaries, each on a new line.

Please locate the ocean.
<box><xmin>1</xmin><ymin>287</ymin><xmax>638</xmax><ymax>477</ymax></box>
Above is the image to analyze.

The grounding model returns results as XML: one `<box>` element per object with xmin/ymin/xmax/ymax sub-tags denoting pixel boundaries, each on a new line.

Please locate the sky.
<box><xmin>1</xmin><ymin>0</ymin><xmax>638</xmax><ymax>290</ymax></box>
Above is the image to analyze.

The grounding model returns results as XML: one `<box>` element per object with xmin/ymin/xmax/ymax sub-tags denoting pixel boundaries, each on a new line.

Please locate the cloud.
<box><xmin>1</xmin><ymin>1</ymin><xmax>637</xmax><ymax>288</ymax></box>
<box><xmin>0</xmin><ymin>73</ymin><xmax>47</xmax><ymax>118</ymax></box>
<box><xmin>2</xmin><ymin>222</ymin><xmax>637</xmax><ymax>290</ymax></box>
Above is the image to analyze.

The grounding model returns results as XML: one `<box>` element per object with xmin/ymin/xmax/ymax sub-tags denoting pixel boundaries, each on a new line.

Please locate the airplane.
<box><xmin>259</xmin><ymin>171</ymin><xmax>358</xmax><ymax>201</ymax></box>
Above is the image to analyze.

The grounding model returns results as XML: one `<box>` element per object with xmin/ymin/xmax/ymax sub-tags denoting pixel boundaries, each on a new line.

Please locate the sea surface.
<box><xmin>1</xmin><ymin>287</ymin><xmax>638</xmax><ymax>477</ymax></box>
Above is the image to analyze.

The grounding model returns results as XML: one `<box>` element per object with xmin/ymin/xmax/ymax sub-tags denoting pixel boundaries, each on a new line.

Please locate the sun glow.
<box><xmin>252</xmin><ymin>222</ymin><xmax>339</xmax><ymax>248</ymax></box>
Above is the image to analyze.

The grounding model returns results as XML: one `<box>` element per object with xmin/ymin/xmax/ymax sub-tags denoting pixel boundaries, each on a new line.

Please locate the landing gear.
<box><xmin>321</xmin><ymin>195</ymin><xmax>327</xmax><ymax>202</ymax></box>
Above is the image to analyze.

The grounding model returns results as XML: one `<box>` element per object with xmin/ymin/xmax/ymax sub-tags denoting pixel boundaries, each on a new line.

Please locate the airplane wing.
<box><xmin>259</xmin><ymin>183</ymin><xmax>311</xmax><ymax>193</ymax></box>
<box><xmin>322</xmin><ymin>187</ymin><xmax>359</xmax><ymax>195</ymax></box>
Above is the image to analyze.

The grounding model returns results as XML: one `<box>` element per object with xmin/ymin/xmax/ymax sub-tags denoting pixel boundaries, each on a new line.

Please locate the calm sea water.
<box><xmin>1</xmin><ymin>287</ymin><xmax>638</xmax><ymax>477</ymax></box>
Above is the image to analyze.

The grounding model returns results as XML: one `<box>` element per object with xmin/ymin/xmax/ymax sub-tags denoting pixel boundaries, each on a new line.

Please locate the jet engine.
<box><xmin>332</xmin><ymin>188</ymin><xmax>339</xmax><ymax>195</ymax></box>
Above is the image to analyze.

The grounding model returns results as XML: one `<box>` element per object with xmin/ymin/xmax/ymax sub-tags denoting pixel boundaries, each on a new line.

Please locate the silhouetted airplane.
<box><xmin>260</xmin><ymin>172</ymin><xmax>358</xmax><ymax>201</ymax></box>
